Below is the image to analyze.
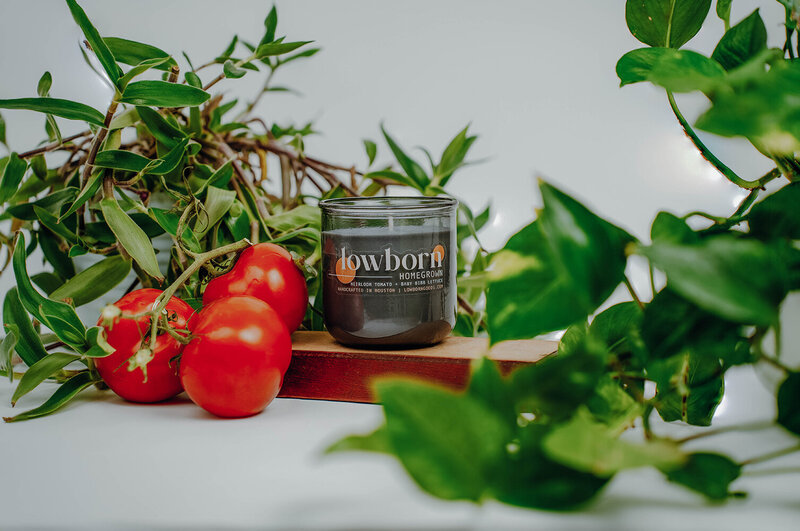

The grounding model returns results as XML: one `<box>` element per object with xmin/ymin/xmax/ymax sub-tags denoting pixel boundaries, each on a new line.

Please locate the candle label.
<box><xmin>330</xmin><ymin>242</ymin><xmax>447</xmax><ymax>296</ymax></box>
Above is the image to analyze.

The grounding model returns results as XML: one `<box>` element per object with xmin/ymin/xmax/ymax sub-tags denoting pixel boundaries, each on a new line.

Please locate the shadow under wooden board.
<box><xmin>278</xmin><ymin>331</ymin><xmax>558</xmax><ymax>404</ymax></box>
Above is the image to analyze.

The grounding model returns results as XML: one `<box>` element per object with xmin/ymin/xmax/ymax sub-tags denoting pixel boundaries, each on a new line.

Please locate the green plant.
<box><xmin>0</xmin><ymin>1</ymin><xmax>483</xmax><ymax>420</ymax></box>
<box><xmin>328</xmin><ymin>0</ymin><xmax>800</xmax><ymax>509</ymax></box>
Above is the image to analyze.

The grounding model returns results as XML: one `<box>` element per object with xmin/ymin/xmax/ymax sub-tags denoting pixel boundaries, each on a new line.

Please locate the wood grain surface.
<box><xmin>278</xmin><ymin>331</ymin><xmax>558</xmax><ymax>403</ymax></box>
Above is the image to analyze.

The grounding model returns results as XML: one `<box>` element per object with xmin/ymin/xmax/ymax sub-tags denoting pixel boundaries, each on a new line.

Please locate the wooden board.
<box><xmin>278</xmin><ymin>331</ymin><xmax>558</xmax><ymax>403</ymax></box>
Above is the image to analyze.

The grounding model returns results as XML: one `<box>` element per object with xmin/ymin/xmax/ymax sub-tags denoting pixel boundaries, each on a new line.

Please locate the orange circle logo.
<box><xmin>432</xmin><ymin>244</ymin><xmax>445</xmax><ymax>264</ymax></box>
<box><xmin>335</xmin><ymin>257</ymin><xmax>356</xmax><ymax>284</ymax></box>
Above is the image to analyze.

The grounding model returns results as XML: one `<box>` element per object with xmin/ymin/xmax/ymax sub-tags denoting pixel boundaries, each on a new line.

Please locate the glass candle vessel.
<box><xmin>320</xmin><ymin>197</ymin><xmax>458</xmax><ymax>348</ymax></box>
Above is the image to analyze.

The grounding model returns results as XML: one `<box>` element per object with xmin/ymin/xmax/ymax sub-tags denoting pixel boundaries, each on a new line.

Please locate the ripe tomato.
<box><xmin>202</xmin><ymin>243</ymin><xmax>308</xmax><ymax>332</ymax></box>
<box><xmin>96</xmin><ymin>288</ymin><xmax>194</xmax><ymax>403</ymax></box>
<box><xmin>180</xmin><ymin>295</ymin><xmax>292</xmax><ymax>418</ymax></box>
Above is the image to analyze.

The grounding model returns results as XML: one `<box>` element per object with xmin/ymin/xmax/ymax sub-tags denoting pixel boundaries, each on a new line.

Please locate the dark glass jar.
<box><xmin>320</xmin><ymin>197</ymin><xmax>457</xmax><ymax>348</ymax></box>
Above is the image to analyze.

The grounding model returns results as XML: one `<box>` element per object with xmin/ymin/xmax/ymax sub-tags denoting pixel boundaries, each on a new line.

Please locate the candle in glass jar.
<box><xmin>320</xmin><ymin>197</ymin><xmax>457</xmax><ymax>348</ymax></box>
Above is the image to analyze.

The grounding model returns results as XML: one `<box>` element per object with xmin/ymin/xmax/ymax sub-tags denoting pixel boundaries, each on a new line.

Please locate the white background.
<box><xmin>1</xmin><ymin>1</ymin><xmax>799</xmax><ymax>529</ymax></box>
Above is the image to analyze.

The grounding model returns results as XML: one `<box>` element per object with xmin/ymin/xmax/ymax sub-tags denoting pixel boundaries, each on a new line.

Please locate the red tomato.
<box><xmin>180</xmin><ymin>296</ymin><xmax>292</xmax><ymax>418</ymax></box>
<box><xmin>96</xmin><ymin>288</ymin><xmax>194</xmax><ymax>403</ymax></box>
<box><xmin>202</xmin><ymin>243</ymin><xmax>308</xmax><ymax>332</ymax></box>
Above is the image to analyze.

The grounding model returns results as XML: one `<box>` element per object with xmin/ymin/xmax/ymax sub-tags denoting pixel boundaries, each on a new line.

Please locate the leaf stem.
<box><xmin>667</xmin><ymin>92</ymin><xmax>774</xmax><ymax>190</ymax></box>
<box><xmin>675</xmin><ymin>420</ymin><xmax>775</xmax><ymax>443</ymax></box>
<box><xmin>83</xmin><ymin>101</ymin><xmax>118</xmax><ymax>192</ymax></box>
<box><xmin>760</xmin><ymin>353</ymin><xmax>793</xmax><ymax>373</ymax></box>
<box><xmin>623</xmin><ymin>276</ymin><xmax>644</xmax><ymax>310</ymax></box>
<box><xmin>741</xmin><ymin>444</ymin><xmax>800</xmax><ymax>466</ymax></box>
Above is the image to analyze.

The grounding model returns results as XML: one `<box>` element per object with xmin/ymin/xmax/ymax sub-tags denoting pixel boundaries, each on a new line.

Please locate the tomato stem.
<box><xmin>144</xmin><ymin>238</ymin><xmax>253</xmax><ymax>351</ymax></box>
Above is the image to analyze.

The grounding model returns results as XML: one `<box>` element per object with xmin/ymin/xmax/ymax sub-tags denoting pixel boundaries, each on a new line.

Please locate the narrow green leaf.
<box><xmin>325</xmin><ymin>425</ymin><xmax>392</xmax><ymax>455</ymax></box>
<box><xmin>363</xmin><ymin>139</ymin><xmax>377</xmax><ymax>166</ymax></box>
<box><xmin>365</xmin><ymin>170</ymin><xmax>421</xmax><ymax>191</ymax></box>
<box><xmin>0</xmin><ymin>111</ymin><xmax>6</xmax><ymax>148</ymax></box>
<box><xmin>1</xmin><ymin>328</ymin><xmax>17</xmax><ymax>382</ymax></box>
<box><xmin>437</xmin><ymin>125</ymin><xmax>477</xmax><ymax>185</ymax></box>
<box><xmin>66</xmin><ymin>0</ymin><xmax>122</xmax><ymax>85</ymax></box>
<box><xmin>50</xmin><ymin>256</ymin><xmax>131</xmax><ymax>307</ymax></box>
<box><xmin>3</xmin><ymin>371</ymin><xmax>97</xmax><ymax>422</ymax></box>
<box><xmin>11</xmin><ymin>352</ymin><xmax>82</xmax><ymax>406</ymax></box>
<box><xmin>194</xmin><ymin>186</ymin><xmax>236</xmax><ymax>239</ymax></box>
<box><xmin>100</xmin><ymin>198</ymin><xmax>163</xmax><ymax>281</ymax></box>
<box><xmin>255</xmin><ymin>41</ymin><xmax>312</xmax><ymax>58</ymax></box>
<box><xmin>716</xmin><ymin>0</ymin><xmax>733</xmax><ymax>28</ymax></box>
<box><xmin>149</xmin><ymin>208</ymin><xmax>202</xmax><ymax>253</ymax></box>
<box><xmin>94</xmin><ymin>150</ymin><xmax>151</xmax><ymax>172</ymax></box>
<box><xmin>12</xmin><ymin>234</ymin><xmax>87</xmax><ymax>350</ymax></box>
<box><xmin>185</xmin><ymin>71</ymin><xmax>202</xmax><ymax>88</ymax></box>
<box><xmin>381</xmin><ymin>125</ymin><xmax>430</xmax><ymax>188</ymax></box>
<box><xmin>119</xmin><ymin>80</ymin><xmax>209</xmax><ymax>107</ymax></box>
<box><xmin>223</xmin><ymin>60</ymin><xmax>248</xmax><ymax>79</ymax></box>
<box><xmin>3</xmin><ymin>288</ymin><xmax>48</xmax><ymax>367</ymax></box>
<box><xmin>117</xmin><ymin>56</ymin><xmax>172</xmax><ymax>89</ymax></box>
<box><xmin>37</xmin><ymin>71</ymin><xmax>53</xmax><ymax>97</ymax></box>
<box><xmin>6</xmin><ymin>187</ymin><xmax>78</xmax><ymax>221</ymax></box>
<box><xmin>261</xmin><ymin>6</ymin><xmax>278</xmax><ymax>45</ymax></box>
<box><xmin>34</xmin><ymin>205</ymin><xmax>78</xmax><ymax>244</ymax></box>
<box><xmin>147</xmin><ymin>137</ymin><xmax>189</xmax><ymax>175</ymax></box>
<box><xmin>82</xmin><ymin>326</ymin><xmax>115</xmax><ymax>358</ymax></box>
<box><xmin>0</xmin><ymin>152</ymin><xmax>27</xmax><ymax>204</ymax></box>
<box><xmin>59</xmin><ymin>170</ymin><xmax>102</xmax><ymax>221</ymax></box>
<box><xmin>136</xmin><ymin>106</ymin><xmax>186</xmax><ymax>148</ymax></box>
<box><xmin>103</xmin><ymin>36</ymin><xmax>176</xmax><ymax>71</ymax></box>
<box><xmin>0</xmin><ymin>97</ymin><xmax>104</xmax><ymax>126</ymax></box>
<box><xmin>32</xmin><ymin>272</ymin><xmax>64</xmax><ymax>296</ymax></box>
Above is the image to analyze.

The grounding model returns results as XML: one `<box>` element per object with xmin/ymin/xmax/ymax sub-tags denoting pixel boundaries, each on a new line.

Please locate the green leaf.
<box><xmin>11</xmin><ymin>352</ymin><xmax>82</xmax><ymax>406</ymax></box>
<box><xmin>59</xmin><ymin>170</ymin><xmax>102</xmax><ymax>221</ymax></box>
<box><xmin>185</xmin><ymin>71</ymin><xmax>202</xmax><ymax>88</ymax></box>
<box><xmin>777</xmin><ymin>372</ymin><xmax>800</xmax><ymax>435</ymax></box>
<box><xmin>147</xmin><ymin>137</ymin><xmax>189</xmax><ymax>175</ymax></box>
<box><xmin>223</xmin><ymin>60</ymin><xmax>248</xmax><ymax>79</ymax></box>
<box><xmin>1</xmin><ymin>327</ymin><xmax>17</xmax><ymax>382</ymax></box>
<box><xmin>586</xmin><ymin>376</ymin><xmax>644</xmax><ymax>431</ymax></box>
<box><xmin>93</xmin><ymin>150</ymin><xmax>151</xmax><ymax>172</ymax></box>
<box><xmin>100</xmin><ymin>198</ymin><xmax>163</xmax><ymax>281</ymax></box>
<box><xmin>194</xmin><ymin>186</ymin><xmax>236</xmax><ymax>239</ymax></box>
<box><xmin>491</xmin><ymin>423</ymin><xmax>610</xmax><ymax>510</ymax></box>
<box><xmin>3</xmin><ymin>288</ymin><xmax>48</xmax><ymax>367</ymax></box>
<box><xmin>12</xmin><ymin>234</ymin><xmax>87</xmax><ymax>351</ymax></box>
<box><xmin>641</xmin><ymin>236</ymin><xmax>788</xmax><ymax>325</ymax></box>
<box><xmin>363</xmin><ymin>139</ymin><xmax>377</xmax><ymax>166</ymax></box>
<box><xmin>39</xmin><ymin>230</ymin><xmax>76</xmax><ymax>280</ymax></box>
<box><xmin>716</xmin><ymin>0</ymin><xmax>732</xmax><ymax>28</ymax></box>
<box><xmin>467</xmin><ymin>357</ymin><xmax>516</xmax><ymax>425</ymax></box>
<box><xmin>325</xmin><ymin>424</ymin><xmax>392</xmax><ymax>455</ymax></box>
<box><xmin>650</xmin><ymin>211</ymin><xmax>699</xmax><ymax>244</ymax></box>
<box><xmin>6</xmin><ymin>187</ymin><xmax>78</xmax><ymax>221</ymax></box>
<box><xmin>487</xmin><ymin>182</ymin><xmax>632</xmax><ymax>343</ymax></box>
<box><xmin>543</xmin><ymin>409</ymin><xmax>685</xmax><ymax>476</ymax></box>
<box><xmin>649</xmin><ymin>352</ymin><xmax>724</xmax><ymax>426</ymax></box>
<box><xmin>34</xmin><ymin>205</ymin><xmax>78</xmax><ymax>244</ymax></box>
<box><xmin>149</xmin><ymin>208</ymin><xmax>202</xmax><ymax>254</ymax></box>
<box><xmin>3</xmin><ymin>371</ymin><xmax>97</xmax><ymax>422</ymax></box>
<box><xmin>117</xmin><ymin>56</ymin><xmax>172</xmax><ymax>90</ymax></box>
<box><xmin>136</xmin><ymin>106</ymin><xmax>186</xmax><ymax>149</ymax></box>
<box><xmin>66</xmin><ymin>0</ymin><xmax>121</xmax><ymax>86</ymax></box>
<box><xmin>82</xmin><ymin>326</ymin><xmax>114</xmax><ymax>358</ymax></box>
<box><xmin>255</xmin><ymin>41</ymin><xmax>312</xmax><ymax>58</ymax></box>
<box><xmin>510</xmin><ymin>332</ymin><xmax>608</xmax><ymax>421</ymax></box>
<box><xmin>50</xmin><ymin>256</ymin><xmax>131</xmax><ymax>307</ymax></box>
<box><xmin>437</xmin><ymin>125</ymin><xmax>477</xmax><ymax>185</ymax></box>
<box><xmin>616</xmin><ymin>48</ymin><xmax>725</xmax><ymax>94</ymax></box>
<box><xmin>260</xmin><ymin>6</ymin><xmax>278</xmax><ymax>45</ymax></box>
<box><xmin>37</xmin><ymin>71</ymin><xmax>53</xmax><ymax>96</ymax></box>
<box><xmin>376</xmin><ymin>379</ymin><xmax>510</xmax><ymax>501</ymax></box>
<box><xmin>748</xmin><ymin>183</ymin><xmax>800</xmax><ymax>240</ymax></box>
<box><xmin>119</xmin><ymin>80</ymin><xmax>209</xmax><ymax>107</ymax></box>
<box><xmin>664</xmin><ymin>452</ymin><xmax>741</xmax><ymax>500</ymax></box>
<box><xmin>103</xmin><ymin>36</ymin><xmax>176</xmax><ymax>71</ymax></box>
<box><xmin>590</xmin><ymin>302</ymin><xmax>646</xmax><ymax>365</ymax></box>
<box><xmin>711</xmin><ymin>10</ymin><xmax>767</xmax><ymax>71</ymax></box>
<box><xmin>32</xmin><ymin>272</ymin><xmax>64</xmax><ymax>296</ymax></box>
<box><xmin>364</xmin><ymin>170</ymin><xmax>420</xmax><ymax>190</ymax></box>
<box><xmin>0</xmin><ymin>152</ymin><xmax>27</xmax><ymax>204</ymax></box>
<box><xmin>0</xmin><ymin>97</ymin><xmax>104</xmax><ymax>126</ymax></box>
<box><xmin>0</xmin><ymin>112</ymin><xmax>6</xmax><ymax>148</ymax></box>
<box><xmin>381</xmin><ymin>126</ymin><xmax>430</xmax><ymax>189</ymax></box>
<box><xmin>625</xmin><ymin>0</ymin><xmax>712</xmax><ymax>48</ymax></box>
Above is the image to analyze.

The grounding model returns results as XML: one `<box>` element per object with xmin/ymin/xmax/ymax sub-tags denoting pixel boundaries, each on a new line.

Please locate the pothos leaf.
<box><xmin>625</xmin><ymin>0</ymin><xmax>712</xmax><ymax>48</ymax></box>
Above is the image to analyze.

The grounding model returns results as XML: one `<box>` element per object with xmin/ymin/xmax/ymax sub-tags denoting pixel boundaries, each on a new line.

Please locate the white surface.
<box><xmin>1</xmin><ymin>367</ymin><xmax>799</xmax><ymax>530</ymax></box>
<box><xmin>2</xmin><ymin>0</ymin><xmax>800</xmax><ymax>529</ymax></box>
